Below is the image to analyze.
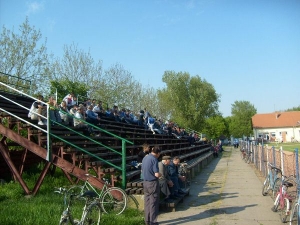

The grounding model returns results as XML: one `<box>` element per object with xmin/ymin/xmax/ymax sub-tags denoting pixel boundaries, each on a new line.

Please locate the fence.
<box><xmin>240</xmin><ymin>141</ymin><xmax>299</xmax><ymax>200</ymax></box>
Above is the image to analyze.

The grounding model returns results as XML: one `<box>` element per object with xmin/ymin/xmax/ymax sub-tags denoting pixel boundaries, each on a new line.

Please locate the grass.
<box><xmin>0</xmin><ymin>164</ymin><xmax>144</xmax><ymax>225</ymax></box>
<box><xmin>266</xmin><ymin>142</ymin><xmax>300</xmax><ymax>152</ymax></box>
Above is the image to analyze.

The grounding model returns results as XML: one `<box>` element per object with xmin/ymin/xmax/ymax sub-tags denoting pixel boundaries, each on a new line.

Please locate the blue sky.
<box><xmin>0</xmin><ymin>0</ymin><xmax>299</xmax><ymax>117</ymax></box>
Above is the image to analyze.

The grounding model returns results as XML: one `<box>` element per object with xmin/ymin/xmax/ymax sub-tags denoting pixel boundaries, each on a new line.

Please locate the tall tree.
<box><xmin>158</xmin><ymin>71</ymin><xmax>220</xmax><ymax>131</ymax></box>
<box><xmin>0</xmin><ymin>17</ymin><xmax>48</xmax><ymax>94</ymax></box>
<box><xmin>202</xmin><ymin>116</ymin><xmax>227</xmax><ymax>140</ymax></box>
<box><xmin>47</xmin><ymin>43</ymin><xmax>103</xmax><ymax>100</ymax></box>
<box><xmin>229</xmin><ymin>100</ymin><xmax>257</xmax><ymax>138</ymax></box>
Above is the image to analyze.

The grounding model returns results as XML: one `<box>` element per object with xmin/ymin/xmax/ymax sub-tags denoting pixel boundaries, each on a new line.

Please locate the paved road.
<box><xmin>158</xmin><ymin>147</ymin><xmax>283</xmax><ymax>225</ymax></box>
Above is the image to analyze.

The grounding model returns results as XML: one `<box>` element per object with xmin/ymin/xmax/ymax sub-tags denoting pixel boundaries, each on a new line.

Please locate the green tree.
<box><xmin>202</xmin><ymin>116</ymin><xmax>227</xmax><ymax>140</ymax></box>
<box><xmin>285</xmin><ymin>106</ymin><xmax>300</xmax><ymax>111</ymax></box>
<box><xmin>229</xmin><ymin>100</ymin><xmax>257</xmax><ymax>138</ymax></box>
<box><xmin>0</xmin><ymin>17</ymin><xmax>48</xmax><ymax>94</ymax></box>
<box><xmin>46</xmin><ymin>43</ymin><xmax>103</xmax><ymax>101</ymax></box>
<box><xmin>158</xmin><ymin>71</ymin><xmax>220</xmax><ymax>131</ymax></box>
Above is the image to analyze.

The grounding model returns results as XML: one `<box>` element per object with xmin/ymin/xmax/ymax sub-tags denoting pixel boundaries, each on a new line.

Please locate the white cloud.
<box><xmin>26</xmin><ymin>1</ymin><xmax>44</xmax><ymax>15</ymax></box>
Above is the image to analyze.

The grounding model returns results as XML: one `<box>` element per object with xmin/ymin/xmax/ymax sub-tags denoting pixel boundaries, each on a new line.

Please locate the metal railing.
<box><xmin>0</xmin><ymin>77</ymin><xmax>133</xmax><ymax>189</ymax></box>
<box><xmin>0</xmin><ymin>72</ymin><xmax>32</xmax><ymax>94</ymax></box>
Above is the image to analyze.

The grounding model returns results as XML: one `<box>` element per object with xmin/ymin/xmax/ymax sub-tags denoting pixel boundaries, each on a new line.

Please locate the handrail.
<box><xmin>0</xmin><ymin>72</ymin><xmax>32</xmax><ymax>94</ymax></box>
<box><xmin>0</xmin><ymin>79</ymin><xmax>133</xmax><ymax>189</ymax></box>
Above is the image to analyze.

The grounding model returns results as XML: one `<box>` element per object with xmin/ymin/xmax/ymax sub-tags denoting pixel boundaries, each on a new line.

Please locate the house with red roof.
<box><xmin>252</xmin><ymin>111</ymin><xmax>300</xmax><ymax>143</ymax></box>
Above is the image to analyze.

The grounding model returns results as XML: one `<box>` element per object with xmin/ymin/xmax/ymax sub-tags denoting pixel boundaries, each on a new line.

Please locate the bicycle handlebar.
<box><xmin>267</xmin><ymin>162</ymin><xmax>282</xmax><ymax>174</ymax></box>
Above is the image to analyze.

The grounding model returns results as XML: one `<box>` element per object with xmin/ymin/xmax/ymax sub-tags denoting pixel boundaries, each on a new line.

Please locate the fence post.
<box><xmin>280</xmin><ymin>146</ymin><xmax>284</xmax><ymax>176</ymax></box>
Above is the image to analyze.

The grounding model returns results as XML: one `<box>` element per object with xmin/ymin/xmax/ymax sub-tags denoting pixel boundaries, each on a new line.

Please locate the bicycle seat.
<box><xmin>283</xmin><ymin>182</ymin><xmax>293</xmax><ymax>187</ymax></box>
<box><xmin>81</xmin><ymin>190</ymin><xmax>98</xmax><ymax>198</ymax></box>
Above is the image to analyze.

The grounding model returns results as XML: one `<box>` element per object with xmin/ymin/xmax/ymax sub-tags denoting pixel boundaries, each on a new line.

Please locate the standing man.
<box><xmin>158</xmin><ymin>156</ymin><xmax>174</xmax><ymax>200</ymax></box>
<box><xmin>142</xmin><ymin>146</ymin><xmax>162</xmax><ymax>225</ymax></box>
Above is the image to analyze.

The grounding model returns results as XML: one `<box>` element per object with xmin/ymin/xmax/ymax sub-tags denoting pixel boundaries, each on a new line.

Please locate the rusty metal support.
<box><xmin>0</xmin><ymin>141</ymin><xmax>31</xmax><ymax>194</ymax></box>
<box><xmin>31</xmin><ymin>161</ymin><xmax>51</xmax><ymax>195</ymax></box>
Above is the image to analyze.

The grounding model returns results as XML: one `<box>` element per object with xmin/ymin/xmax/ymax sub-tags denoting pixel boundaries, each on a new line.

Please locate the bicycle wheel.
<box><xmin>280</xmin><ymin>198</ymin><xmax>290</xmax><ymax>223</ymax></box>
<box><xmin>289</xmin><ymin>202</ymin><xmax>299</xmax><ymax>225</ymax></box>
<box><xmin>246</xmin><ymin>154</ymin><xmax>251</xmax><ymax>164</ymax></box>
<box><xmin>100</xmin><ymin>187</ymin><xmax>127</xmax><ymax>215</ymax></box>
<box><xmin>271</xmin><ymin>194</ymin><xmax>280</xmax><ymax>212</ymax></box>
<box><xmin>262</xmin><ymin>177</ymin><xmax>270</xmax><ymax>196</ymax></box>
<box><xmin>82</xmin><ymin>202</ymin><xmax>101</xmax><ymax>225</ymax></box>
<box><xmin>272</xmin><ymin>178</ymin><xmax>281</xmax><ymax>199</ymax></box>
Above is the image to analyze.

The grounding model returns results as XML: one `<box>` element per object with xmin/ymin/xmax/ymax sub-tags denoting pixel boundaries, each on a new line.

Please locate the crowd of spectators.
<box><xmin>28</xmin><ymin>93</ymin><xmax>204</xmax><ymax>144</ymax></box>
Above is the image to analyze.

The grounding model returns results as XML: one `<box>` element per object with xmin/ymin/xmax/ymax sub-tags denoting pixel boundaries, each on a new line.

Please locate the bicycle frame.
<box><xmin>56</xmin><ymin>187</ymin><xmax>100</xmax><ymax>225</ymax></box>
<box><xmin>262</xmin><ymin>163</ymin><xmax>282</xmax><ymax>197</ymax></box>
<box><xmin>80</xmin><ymin>175</ymin><xmax>108</xmax><ymax>198</ymax></box>
<box><xmin>272</xmin><ymin>175</ymin><xmax>295</xmax><ymax>222</ymax></box>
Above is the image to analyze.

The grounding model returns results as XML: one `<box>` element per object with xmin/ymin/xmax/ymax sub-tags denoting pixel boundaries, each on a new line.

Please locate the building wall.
<box><xmin>253</xmin><ymin>127</ymin><xmax>300</xmax><ymax>142</ymax></box>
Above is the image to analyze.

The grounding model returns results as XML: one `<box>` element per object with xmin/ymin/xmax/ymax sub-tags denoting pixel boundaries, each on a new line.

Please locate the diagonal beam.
<box><xmin>0</xmin><ymin>123</ymin><xmax>105</xmax><ymax>193</ymax></box>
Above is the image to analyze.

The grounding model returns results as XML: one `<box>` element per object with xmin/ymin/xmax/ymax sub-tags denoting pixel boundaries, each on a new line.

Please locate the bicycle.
<box><xmin>70</xmin><ymin>174</ymin><xmax>128</xmax><ymax>215</ymax></box>
<box><xmin>271</xmin><ymin>175</ymin><xmax>295</xmax><ymax>223</ymax></box>
<box><xmin>240</xmin><ymin>147</ymin><xmax>246</xmax><ymax>160</ymax></box>
<box><xmin>262</xmin><ymin>162</ymin><xmax>282</xmax><ymax>198</ymax></box>
<box><xmin>243</xmin><ymin>150</ymin><xmax>252</xmax><ymax>164</ymax></box>
<box><xmin>289</xmin><ymin>188</ymin><xmax>299</xmax><ymax>225</ymax></box>
<box><xmin>55</xmin><ymin>187</ymin><xmax>101</xmax><ymax>225</ymax></box>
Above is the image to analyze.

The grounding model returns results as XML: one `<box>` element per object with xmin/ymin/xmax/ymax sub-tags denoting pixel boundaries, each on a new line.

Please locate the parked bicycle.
<box><xmin>243</xmin><ymin>150</ymin><xmax>252</xmax><ymax>164</ymax></box>
<box><xmin>271</xmin><ymin>174</ymin><xmax>296</xmax><ymax>223</ymax></box>
<box><xmin>289</xmin><ymin>186</ymin><xmax>299</xmax><ymax>225</ymax></box>
<box><xmin>69</xmin><ymin>174</ymin><xmax>128</xmax><ymax>215</ymax></box>
<box><xmin>240</xmin><ymin>147</ymin><xmax>246</xmax><ymax>160</ymax></box>
<box><xmin>55</xmin><ymin>187</ymin><xmax>101</xmax><ymax>225</ymax></box>
<box><xmin>262</xmin><ymin>162</ymin><xmax>282</xmax><ymax>198</ymax></box>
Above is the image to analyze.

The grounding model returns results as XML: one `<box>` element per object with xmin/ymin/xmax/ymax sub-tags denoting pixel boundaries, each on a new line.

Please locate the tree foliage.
<box><xmin>158</xmin><ymin>71</ymin><xmax>220</xmax><ymax>131</ymax></box>
<box><xmin>0</xmin><ymin>17</ymin><xmax>48</xmax><ymax>94</ymax></box>
<box><xmin>285</xmin><ymin>106</ymin><xmax>300</xmax><ymax>111</ymax></box>
<box><xmin>202</xmin><ymin>116</ymin><xmax>228</xmax><ymax>140</ymax></box>
<box><xmin>229</xmin><ymin>100</ymin><xmax>257</xmax><ymax>137</ymax></box>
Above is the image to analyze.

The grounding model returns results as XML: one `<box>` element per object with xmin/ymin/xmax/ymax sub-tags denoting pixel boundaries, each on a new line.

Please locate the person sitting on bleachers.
<box><xmin>86</xmin><ymin>105</ymin><xmax>101</xmax><ymax>126</ymax></box>
<box><xmin>28</xmin><ymin>94</ymin><xmax>47</xmax><ymax>126</ymax></box>
<box><xmin>167</xmin><ymin>156</ymin><xmax>187</xmax><ymax>197</ymax></box>
<box><xmin>93</xmin><ymin>101</ymin><xmax>104</xmax><ymax>118</ymax></box>
<box><xmin>47</xmin><ymin>96</ymin><xmax>62</xmax><ymax>125</ymax></box>
<box><xmin>158</xmin><ymin>156</ymin><xmax>175</xmax><ymax>201</ymax></box>
<box><xmin>73</xmin><ymin>106</ymin><xmax>92</xmax><ymax>135</ymax></box>
<box><xmin>147</xmin><ymin>116</ymin><xmax>156</xmax><ymax>134</ymax></box>
<box><xmin>139</xmin><ymin>109</ymin><xmax>145</xmax><ymax>127</ymax></box>
<box><xmin>59</xmin><ymin>101</ymin><xmax>71</xmax><ymax>125</ymax></box>
<box><xmin>63</xmin><ymin>93</ymin><xmax>76</xmax><ymax>110</ymax></box>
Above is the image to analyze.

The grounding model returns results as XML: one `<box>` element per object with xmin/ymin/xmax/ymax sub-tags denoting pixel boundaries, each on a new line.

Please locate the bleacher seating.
<box><xmin>0</xmin><ymin>90</ymin><xmax>214</xmax><ymax>211</ymax></box>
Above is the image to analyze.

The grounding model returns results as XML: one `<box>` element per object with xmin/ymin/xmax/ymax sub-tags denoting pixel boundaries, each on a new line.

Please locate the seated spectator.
<box><xmin>69</xmin><ymin>104</ymin><xmax>78</xmax><ymax>116</ymax></box>
<box><xmin>28</xmin><ymin>94</ymin><xmax>47</xmax><ymax>125</ymax></box>
<box><xmin>158</xmin><ymin>156</ymin><xmax>174</xmax><ymax>201</ymax></box>
<box><xmin>59</xmin><ymin>101</ymin><xmax>71</xmax><ymax>125</ymax></box>
<box><xmin>129</xmin><ymin>111</ymin><xmax>141</xmax><ymax>125</ymax></box>
<box><xmin>63</xmin><ymin>93</ymin><xmax>76</xmax><ymax>110</ymax></box>
<box><xmin>153</xmin><ymin>119</ymin><xmax>164</xmax><ymax>134</ymax></box>
<box><xmin>113</xmin><ymin>109</ymin><xmax>122</xmax><ymax>122</ymax></box>
<box><xmin>73</xmin><ymin>106</ymin><xmax>92</xmax><ymax>135</ymax></box>
<box><xmin>47</xmin><ymin>96</ymin><xmax>62</xmax><ymax>125</ymax></box>
<box><xmin>86</xmin><ymin>105</ymin><xmax>101</xmax><ymax>126</ymax></box>
<box><xmin>139</xmin><ymin>109</ymin><xmax>145</xmax><ymax>127</ymax></box>
<box><xmin>147</xmin><ymin>116</ymin><xmax>156</xmax><ymax>134</ymax></box>
<box><xmin>93</xmin><ymin>101</ymin><xmax>105</xmax><ymax>118</ymax></box>
<box><xmin>168</xmin><ymin>156</ymin><xmax>187</xmax><ymax>197</ymax></box>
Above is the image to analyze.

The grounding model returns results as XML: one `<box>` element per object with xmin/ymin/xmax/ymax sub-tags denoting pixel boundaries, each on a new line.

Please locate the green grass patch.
<box><xmin>267</xmin><ymin>142</ymin><xmax>300</xmax><ymax>152</ymax></box>
<box><xmin>0</xmin><ymin>167</ymin><xmax>144</xmax><ymax>225</ymax></box>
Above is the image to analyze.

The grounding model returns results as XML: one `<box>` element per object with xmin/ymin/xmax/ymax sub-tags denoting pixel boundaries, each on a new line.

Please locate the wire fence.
<box><xmin>240</xmin><ymin>141</ymin><xmax>299</xmax><ymax>200</ymax></box>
